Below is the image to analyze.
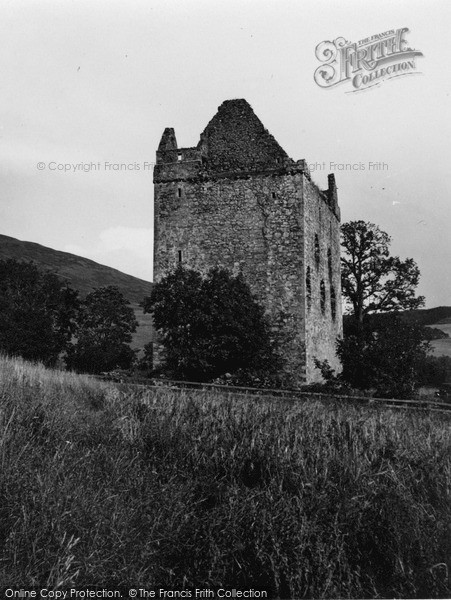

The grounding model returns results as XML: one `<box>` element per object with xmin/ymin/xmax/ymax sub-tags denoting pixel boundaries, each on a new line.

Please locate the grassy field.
<box><xmin>0</xmin><ymin>356</ymin><xmax>450</xmax><ymax>597</ymax></box>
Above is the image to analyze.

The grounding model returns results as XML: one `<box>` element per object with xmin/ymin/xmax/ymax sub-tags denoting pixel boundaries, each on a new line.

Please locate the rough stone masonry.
<box><xmin>153</xmin><ymin>99</ymin><xmax>342</xmax><ymax>384</ymax></box>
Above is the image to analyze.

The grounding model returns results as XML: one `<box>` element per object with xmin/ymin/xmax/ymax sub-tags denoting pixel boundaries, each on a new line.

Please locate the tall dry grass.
<box><xmin>0</xmin><ymin>355</ymin><xmax>450</xmax><ymax>597</ymax></box>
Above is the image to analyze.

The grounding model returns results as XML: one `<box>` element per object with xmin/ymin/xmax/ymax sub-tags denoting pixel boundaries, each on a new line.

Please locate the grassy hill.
<box><xmin>0</xmin><ymin>233</ymin><xmax>154</xmax><ymax>349</ymax></box>
<box><xmin>0</xmin><ymin>233</ymin><xmax>152</xmax><ymax>303</ymax></box>
<box><xmin>1</xmin><ymin>354</ymin><xmax>450</xmax><ymax>595</ymax></box>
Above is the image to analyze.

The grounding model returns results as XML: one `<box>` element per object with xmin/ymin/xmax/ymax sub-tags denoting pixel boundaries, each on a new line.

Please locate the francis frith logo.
<box><xmin>314</xmin><ymin>27</ymin><xmax>423</xmax><ymax>92</ymax></box>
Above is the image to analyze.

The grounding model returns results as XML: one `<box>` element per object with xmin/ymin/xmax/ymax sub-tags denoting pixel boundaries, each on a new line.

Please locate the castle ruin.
<box><xmin>153</xmin><ymin>99</ymin><xmax>342</xmax><ymax>384</ymax></box>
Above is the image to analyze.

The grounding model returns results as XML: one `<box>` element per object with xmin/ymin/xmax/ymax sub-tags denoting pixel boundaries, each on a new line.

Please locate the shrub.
<box><xmin>0</xmin><ymin>259</ymin><xmax>78</xmax><ymax>365</ymax></box>
<box><xmin>66</xmin><ymin>286</ymin><xmax>137</xmax><ymax>374</ymax></box>
<box><xmin>143</xmin><ymin>266</ymin><xmax>281</xmax><ymax>382</ymax></box>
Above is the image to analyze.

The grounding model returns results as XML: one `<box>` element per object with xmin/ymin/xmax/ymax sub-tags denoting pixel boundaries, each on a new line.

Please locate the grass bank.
<box><xmin>0</xmin><ymin>355</ymin><xmax>450</xmax><ymax>597</ymax></box>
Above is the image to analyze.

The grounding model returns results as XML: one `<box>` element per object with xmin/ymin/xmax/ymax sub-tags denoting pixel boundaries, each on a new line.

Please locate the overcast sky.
<box><xmin>1</xmin><ymin>0</ymin><xmax>450</xmax><ymax>307</ymax></box>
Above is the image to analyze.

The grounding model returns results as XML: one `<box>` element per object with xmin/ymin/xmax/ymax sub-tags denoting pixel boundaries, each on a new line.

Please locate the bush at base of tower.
<box><xmin>143</xmin><ymin>266</ymin><xmax>282</xmax><ymax>383</ymax></box>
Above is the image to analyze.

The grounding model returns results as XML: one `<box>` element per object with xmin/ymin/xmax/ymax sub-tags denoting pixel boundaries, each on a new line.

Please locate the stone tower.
<box><xmin>153</xmin><ymin>99</ymin><xmax>342</xmax><ymax>384</ymax></box>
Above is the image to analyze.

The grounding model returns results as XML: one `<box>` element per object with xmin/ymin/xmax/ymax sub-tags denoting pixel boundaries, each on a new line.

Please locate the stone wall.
<box><xmin>153</xmin><ymin>99</ymin><xmax>342</xmax><ymax>384</ymax></box>
<box><xmin>302</xmin><ymin>176</ymin><xmax>343</xmax><ymax>381</ymax></box>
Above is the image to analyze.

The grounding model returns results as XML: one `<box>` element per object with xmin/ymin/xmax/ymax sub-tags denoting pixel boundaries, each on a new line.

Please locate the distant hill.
<box><xmin>344</xmin><ymin>307</ymin><xmax>451</xmax><ymax>359</ymax></box>
<box><xmin>401</xmin><ymin>306</ymin><xmax>451</xmax><ymax>327</ymax></box>
<box><xmin>0</xmin><ymin>234</ymin><xmax>152</xmax><ymax>304</ymax></box>
<box><xmin>0</xmin><ymin>234</ymin><xmax>154</xmax><ymax>350</ymax></box>
<box><xmin>344</xmin><ymin>306</ymin><xmax>451</xmax><ymax>330</ymax></box>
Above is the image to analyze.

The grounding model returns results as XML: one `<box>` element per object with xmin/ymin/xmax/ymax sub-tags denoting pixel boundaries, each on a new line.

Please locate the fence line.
<box><xmin>102</xmin><ymin>376</ymin><xmax>451</xmax><ymax>414</ymax></box>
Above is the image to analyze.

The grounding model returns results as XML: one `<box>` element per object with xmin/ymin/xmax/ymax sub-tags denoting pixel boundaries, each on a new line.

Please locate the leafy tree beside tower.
<box><xmin>341</xmin><ymin>220</ymin><xmax>425</xmax><ymax>329</ymax></box>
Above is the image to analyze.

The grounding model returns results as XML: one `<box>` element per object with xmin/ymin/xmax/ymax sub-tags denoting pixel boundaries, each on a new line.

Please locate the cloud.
<box><xmin>98</xmin><ymin>227</ymin><xmax>152</xmax><ymax>258</ymax></box>
<box><xmin>64</xmin><ymin>226</ymin><xmax>153</xmax><ymax>281</ymax></box>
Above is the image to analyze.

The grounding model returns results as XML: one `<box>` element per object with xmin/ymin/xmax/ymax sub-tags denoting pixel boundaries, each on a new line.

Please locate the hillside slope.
<box><xmin>344</xmin><ymin>307</ymin><xmax>451</xmax><ymax>358</ymax></box>
<box><xmin>0</xmin><ymin>234</ymin><xmax>154</xmax><ymax>349</ymax></box>
<box><xmin>0</xmin><ymin>234</ymin><xmax>152</xmax><ymax>304</ymax></box>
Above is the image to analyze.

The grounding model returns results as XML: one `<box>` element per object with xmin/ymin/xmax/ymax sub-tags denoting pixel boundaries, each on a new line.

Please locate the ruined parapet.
<box><xmin>326</xmin><ymin>173</ymin><xmax>340</xmax><ymax>219</ymax></box>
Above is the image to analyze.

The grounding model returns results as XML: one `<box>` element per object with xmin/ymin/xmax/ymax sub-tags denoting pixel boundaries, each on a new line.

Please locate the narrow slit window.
<box><xmin>331</xmin><ymin>286</ymin><xmax>336</xmax><ymax>321</ymax></box>
<box><xmin>314</xmin><ymin>234</ymin><xmax>320</xmax><ymax>268</ymax></box>
<box><xmin>306</xmin><ymin>266</ymin><xmax>312</xmax><ymax>310</ymax></box>
<box><xmin>178</xmin><ymin>188</ymin><xmax>182</xmax><ymax>198</ymax></box>
<box><xmin>328</xmin><ymin>248</ymin><xmax>332</xmax><ymax>280</ymax></box>
<box><xmin>178</xmin><ymin>250</ymin><xmax>182</xmax><ymax>263</ymax></box>
<box><xmin>271</xmin><ymin>192</ymin><xmax>276</xmax><ymax>199</ymax></box>
<box><xmin>320</xmin><ymin>280</ymin><xmax>326</xmax><ymax>314</ymax></box>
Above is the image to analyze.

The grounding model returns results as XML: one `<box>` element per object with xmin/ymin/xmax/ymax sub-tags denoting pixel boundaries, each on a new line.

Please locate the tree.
<box><xmin>336</xmin><ymin>315</ymin><xmax>430</xmax><ymax>397</ymax></box>
<box><xmin>418</xmin><ymin>355</ymin><xmax>451</xmax><ymax>387</ymax></box>
<box><xmin>341</xmin><ymin>221</ymin><xmax>425</xmax><ymax>329</ymax></box>
<box><xmin>66</xmin><ymin>286</ymin><xmax>137</xmax><ymax>374</ymax></box>
<box><xmin>0</xmin><ymin>259</ymin><xmax>79</xmax><ymax>365</ymax></box>
<box><xmin>316</xmin><ymin>222</ymin><xmax>429</xmax><ymax>397</ymax></box>
<box><xmin>143</xmin><ymin>266</ymin><xmax>280</xmax><ymax>382</ymax></box>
